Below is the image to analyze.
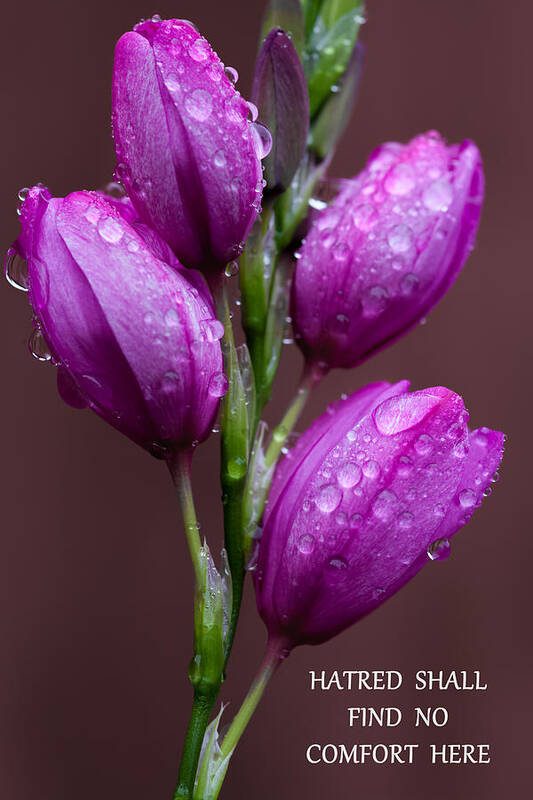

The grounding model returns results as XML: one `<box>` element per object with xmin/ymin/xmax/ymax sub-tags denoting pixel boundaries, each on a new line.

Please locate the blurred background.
<box><xmin>0</xmin><ymin>1</ymin><xmax>530</xmax><ymax>798</ymax></box>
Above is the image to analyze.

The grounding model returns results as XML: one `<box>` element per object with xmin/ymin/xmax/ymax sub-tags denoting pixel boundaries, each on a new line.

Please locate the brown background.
<box><xmin>1</xmin><ymin>1</ymin><xmax>530</xmax><ymax>798</ymax></box>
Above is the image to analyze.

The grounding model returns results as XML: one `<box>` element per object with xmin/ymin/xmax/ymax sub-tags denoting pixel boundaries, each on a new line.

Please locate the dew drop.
<box><xmin>250</xmin><ymin>122</ymin><xmax>272</xmax><ymax>160</ymax></box>
<box><xmin>427</xmin><ymin>537</ymin><xmax>451</xmax><ymax>561</ymax></box>
<box><xmin>374</xmin><ymin>393</ymin><xmax>440</xmax><ymax>436</ymax></box>
<box><xmin>398</xmin><ymin>511</ymin><xmax>414</xmax><ymax>530</ymax></box>
<box><xmin>372</xmin><ymin>489</ymin><xmax>397</xmax><ymax>521</ymax></box>
<box><xmin>98</xmin><ymin>216</ymin><xmax>123</xmax><ymax>244</ymax></box>
<box><xmin>423</xmin><ymin>178</ymin><xmax>453</xmax><ymax>212</ymax></box>
<box><xmin>214</xmin><ymin>149</ymin><xmax>227</xmax><ymax>168</ymax></box>
<box><xmin>164</xmin><ymin>72</ymin><xmax>181</xmax><ymax>92</ymax></box>
<box><xmin>4</xmin><ymin>247</ymin><xmax>28</xmax><ymax>291</ymax></box>
<box><xmin>225</xmin><ymin>260</ymin><xmax>239</xmax><ymax>277</ymax></box>
<box><xmin>400</xmin><ymin>272</ymin><xmax>419</xmax><ymax>296</ymax></box>
<box><xmin>351</xmin><ymin>203</ymin><xmax>378</xmax><ymax>231</ymax></box>
<box><xmin>209</xmin><ymin>371</ymin><xmax>229</xmax><ymax>398</ymax></box>
<box><xmin>387</xmin><ymin>224</ymin><xmax>413</xmax><ymax>253</ymax></box>
<box><xmin>165</xmin><ymin>308</ymin><xmax>180</xmax><ymax>328</ymax></box>
<box><xmin>315</xmin><ymin>484</ymin><xmax>342</xmax><ymax>513</ymax></box>
<box><xmin>414</xmin><ymin>433</ymin><xmax>433</xmax><ymax>456</ymax></box>
<box><xmin>338</xmin><ymin>462</ymin><xmax>362</xmax><ymax>488</ymax></box>
<box><xmin>189</xmin><ymin>37</ymin><xmax>210</xmax><ymax>61</ymax></box>
<box><xmin>349</xmin><ymin>513</ymin><xmax>363</xmax><ymax>530</ymax></box>
<box><xmin>185</xmin><ymin>89</ymin><xmax>213</xmax><ymax>121</ymax></box>
<box><xmin>328</xmin><ymin>556</ymin><xmax>348</xmax><ymax>571</ymax></box>
<box><xmin>28</xmin><ymin>327</ymin><xmax>51</xmax><ymax>361</ymax></box>
<box><xmin>224</xmin><ymin>66</ymin><xmax>239</xmax><ymax>84</ymax></box>
<box><xmin>396</xmin><ymin>455</ymin><xmax>413</xmax><ymax>477</ymax></box>
<box><xmin>201</xmin><ymin>318</ymin><xmax>224</xmax><ymax>342</ymax></box>
<box><xmin>361</xmin><ymin>285</ymin><xmax>388</xmax><ymax>318</ymax></box>
<box><xmin>298</xmin><ymin>534</ymin><xmax>315</xmax><ymax>555</ymax></box>
<box><xmin>458</xmin><ymin>488</ymin><xmax>476</xmax><ymax>509</ymax></box>
<box><xmin>362</xmin><ymin>459</ymin><xmax>380</xmax><ymax>479</ymax></box>
<box><xmin>384</xmin><ymin>164</ymin><xmax>415</xmax><ymax>195</ymax></box>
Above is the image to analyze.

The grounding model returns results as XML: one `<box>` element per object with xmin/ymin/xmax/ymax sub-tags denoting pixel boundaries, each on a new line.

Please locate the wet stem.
<box><xmin>167</xmin><ymin>449</ymin><xmax>218</xmax><ymax>800</ymax></box>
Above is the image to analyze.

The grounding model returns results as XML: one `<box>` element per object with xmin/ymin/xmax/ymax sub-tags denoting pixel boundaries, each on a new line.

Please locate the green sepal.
<box><xmin>304</xmin><ymin>0</ymin><xmax>365</xmax><ymax>117</ymax></box>
<box><xmin>188</xmin><ymin>544</ymin><xmax>225</xmax><ymax>697</ymax></box>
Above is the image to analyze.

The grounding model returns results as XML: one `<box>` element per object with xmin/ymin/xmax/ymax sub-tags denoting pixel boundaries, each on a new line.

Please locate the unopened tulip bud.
<box><xmin>12</xmin><ymin>186</ymin><xmax>225</xmax><ymax>455</ymax></box>
<box><xmin>292</xmin><ymin>132</ymin><xmax>484</xmax><ymax>370</ymax></box>
<box><xmin>256</xmin><ymin>381</ymin><xmax>504</xmax><ymax>647</ymax></box>
<box><xmin>112</xmin><ymin>18</ymin><xmax>272</xmax><ymax>273</ymax></box>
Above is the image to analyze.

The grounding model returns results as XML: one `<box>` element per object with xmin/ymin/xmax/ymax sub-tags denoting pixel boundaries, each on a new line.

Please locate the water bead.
<box><xmin>208</xmin><ymin>371</ymin><xmax>229</xmax><ymax>398</ymax></box>
<box><xmin>372</xmin><ymin>489</ymin><xmax>397</xmax><ymax>521</ymax></box>
<box><xmin>224</xmin><ymin>66</ymin><xmax>239</xmax><ymax>84</ymax></box>
<box><xmin>338</xmin><ymin>462</ymin><xmax>362</xmax><ymax>488</ymax></box>
<box><xmin>4</xmin><ymin>247</ymin><xmax>28</xmax><ymax>292</ymax></box>
<box><xmin>315</xmin><ymin>484</ymin><xmax>343</xmax><ymax>514</ymax></box>
<box><xmin>185</xmin><ymin>89</ymin><xmax>213</xmax><ymax>121</ymax></box>
<box><xmin>189</xmin><ymin>37</ymin><xmax>210</xmax><ymax>62</ymax></box>
<box><xmin>423</xmin><ymin>177</ymin><xmax>453</xmax><ymax>212</ymax></box>
<box><xmin>362</xmin><ymin>459</ymin><xmax>380</xmax><ymax>479</ymax></box>
<box><xmin>28</xmin><ymin>327</ymin><xmax>51</xmax><ymax>362</ymax></box>
<box><xmin>427</xmin><ymin>537</ymin><xmax>451</xmax><ymax>561</ymax></box>
<box><xmin>387</xmin><ymin>224</ymin><xmax>413</xmax><ymax>253</ymax></box>
<box><xmin>458</xmin><ymin>488</ymin><xmax>476</xmax><ymax>509</ymax></box>
<box><xmin>384</xmin><ymin>163</ymin><xmax>415</xmax><ymax>196</ymax></box>
<box><xmin>328</xmin><ymin>556</ymin><xmax>348</xmax><ymax>571</ymax></box>
<box><xmin>298</xmin><ymin>534</ymin><xmax>315</xmax><ymax>555</ymax></box>
<box><xmin>97</xmin><ymin>216</ymin><xmax>124</xmax><ymax>244</ymax></box>
<box><xmin>200</xmin><ymin>318</ymin><xmax>224</xmax><ymax>342</ymax></box>
<box><xmin>361</xmin><ymin>285</ymin><xmax>388</xmax><ymax>318</ymax></box>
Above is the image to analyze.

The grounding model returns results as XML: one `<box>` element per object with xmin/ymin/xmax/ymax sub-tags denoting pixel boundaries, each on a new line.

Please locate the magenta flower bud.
<box><xmin>255</xmin><ymin>381</ymin><xmax>504</xmax><ymax>648</ymax></box>
<box><xmin>292</xmin><ymin>132</ymin><xmax>484</xmax><ymax>369</ymax></box>
<box><xmin>15</xmin><ymin>185</ymin><xmax>226</xmax><ymax>455</ymax></box>
<box><xmin>112</xmin><ymin>17</ymin><xmax>272</xmax><ymax>272</ymax></box>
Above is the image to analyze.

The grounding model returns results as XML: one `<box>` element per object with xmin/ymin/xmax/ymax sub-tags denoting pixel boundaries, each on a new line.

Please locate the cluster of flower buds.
<box><xmin>5</xmin><ymin>4</ymin><xmax>506</xmax><ymax>795</ymax></box>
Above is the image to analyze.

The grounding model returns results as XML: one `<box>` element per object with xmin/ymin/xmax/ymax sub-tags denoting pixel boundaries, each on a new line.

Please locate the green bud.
<box><xmin>189</xmin><ymin>545</ymin><xmax>226</xmax><ymax>696</ymax></box>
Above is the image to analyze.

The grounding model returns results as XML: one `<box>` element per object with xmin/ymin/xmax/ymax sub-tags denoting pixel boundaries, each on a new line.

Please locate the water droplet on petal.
<box><xmin>423</xmin><ymin>177</ymin><xmax>453</xmax><ymax>212</ymax></box>
<box><xmin>201</xmin><ymin>318</ymin><xmax>224</xmax><ymax>342</ymax></box>
<box><xmin>372</xmin><ymin>489</ymin><xmax>397</xmax><ymax>521</ymax></box>
<box><xmin>362</xmin><ymin>459</ymin><xmax>380</xmax><ymax>479</ymax></box>
<box><xmin>414</xmin><ymin>433</ymin><xmax>433</xmax><ymax>456</ymax></box>
<box><xmin>328</xmin><ymin>556</ymin><xmax>348</xmax><ymax>571</ymax></box>
<box><xmin>224</xmin><ymin>66</ymin><xmax>239</xmax><ymax>84</ymax></box>
<box><xmin>98</xmin><ymin>216</ymin><xmax>123</xmax><ymax>244</ymax></box>
<box><xmin>338</xmin><ymin>462</ymin><xmax>362</xmax><ymax>488</ymax></box>
<box><xmin>209</xmin><ymin>371</ymin><xmax>229</xmax><ymax>398</ymax></box>
<box><xmin>4</xmin><ymin>247</ymin><xmax>28</xmax><ymax>291</ymax></box>
<box><xmin>185</xmin><ymin>88</ymin><xmax>213</xmax><ymax>121</ymax></box>
<box><xmin>165</xmin><ymin>308</ymin><xmax>180</xmax><ymax>328</ymax></box>
<box><xmin>458</xmin><ymin>488</ymin><xmax>476</xmax><ymax>509</ymax></box>
<box><xmin>189</xmin><ymin>37</ymin><xmax>210</xmax><ymax>61</ymax></box>
<box><xmin>398</xmin><ymin>511</ymin><xmax>414</xmax><ymax>530</ymax></box>
<box><xmin>28</xmin><ymin>327</ymin><xmax>51</xmax><ymax>361</ymax></box>
<box><xmin>384</xmin><ymin>164</ymin><xmax>415</xmax><ymax>195</ymax></box>
<box><xmin>250</xmin><ymin>122</ymin><xmax>272</xmax><ymax>160</ymax></box>
<box><xmin>388</xmin><ymin>224</ymin><xmax>413</xmax><ymax>253</ymax></box>
<box><xmin>214</xmin><ymin>149</ymin><xmax>227</xmax><ymax>168</ymax></box>
<box><xmin>225</xmin><ymin>260</ymin><xmax>239</xmax><ymax>277</ymax></box>
<box><xmin>298</xmin><ymin>534</ymin><xmax>315</xmax><ymax>555</ymax></box>
<box><xmin>315</xmin><ymin>484</ymin><xmax>342</xmax><ymax>513</ymax></box>
<box><xmin>396</xmin><ymin>455</ymin><xmax>413</xmax><ymax>477</ymax></box>
<box><xmin>400</xmin><ymin>272</ymin><xmax>419</xmax><ymax>296</ymax></box>
<box><xmin>427</xmin><ymin>537</ymin><xmax>451</xmax><ymax>561</ymax></box>
<box><xmin>361</xmin><ymin>285</ymin><xmax>388</xmax><ymax>318</ymax></box>
<box><xmin>374</xmin><ymin>393</ymin><xmax>441</xmax><ymax>436</ymax></box>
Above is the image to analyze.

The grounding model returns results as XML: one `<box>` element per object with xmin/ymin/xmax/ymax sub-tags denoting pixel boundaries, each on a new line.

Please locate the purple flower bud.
<box><xmin>255</xmin><ymin>381</ymin><xmax>504</xmax><ymax>648</ymax></box>
<box><xmin>112</xmin><ymin>18</ymin><xmax>272</xmax><ymax>272</ymax></box>
<box><xmin>15</xmin><ymin>185</ymin><xmax>225</xmax><ymax>456</ymax></box>
<box><xmin>292</xmin><ymin>132</ymin><xmax>484</xmax><ymax>369</ymax></box>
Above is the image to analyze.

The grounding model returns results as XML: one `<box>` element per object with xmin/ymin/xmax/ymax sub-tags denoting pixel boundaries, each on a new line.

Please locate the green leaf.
<box><xmin>304</xmin><ymin>0</ymin><xmax>365</xmax><ymax>117</ymax></box>
<box><xmin>309</xmin><ymin>41</ymin><xmax>364</xmax><ymax>159</ymax></box>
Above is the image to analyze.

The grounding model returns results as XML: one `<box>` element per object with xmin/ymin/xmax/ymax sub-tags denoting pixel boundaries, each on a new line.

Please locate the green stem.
<box><xmin>217</xmin><ymin>286</ymin><xmax>247</xmax><ymax>670</ymax></box>
<box><xmin>219</xmin><ymin>637</ymin><xmax>286</xmax><ymax>761</ymax></box>
<box><xmin>167</xmin><ymin>450</ymin><xmax>218</xmax><ymax>800</ymax></box>
<box><xmin>264</xmin><ymin>361</ymin><xmax>318</xmax><ymax>470</ymax></box>
<box><xmin>173</xmin><ymin>690</ymin><xmax>219</xmax><ymax>800</ymax></box>
<box><xmin>167</xmin><ymin>449</ymin><xmax>202</xmax><ymax>585</ymax></box>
